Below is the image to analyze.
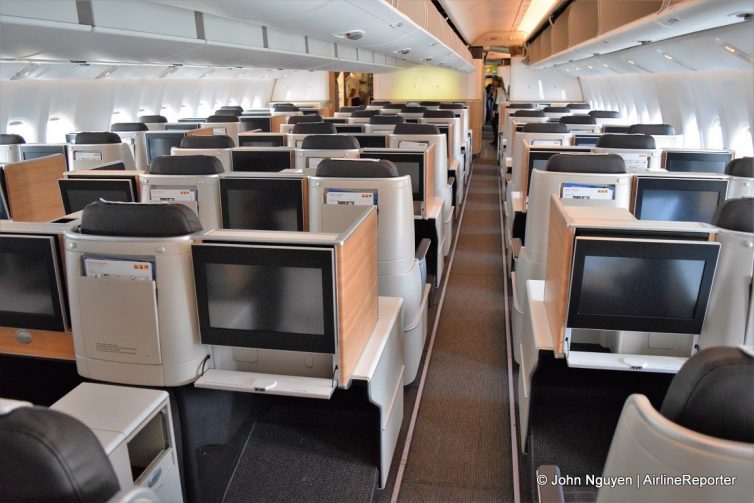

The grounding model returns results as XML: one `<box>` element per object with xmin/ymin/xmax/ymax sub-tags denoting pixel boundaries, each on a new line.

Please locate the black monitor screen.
<box><xmin>634</xmin><ymin>178</ymin><xmax>727</xmax><ymax>224</ymax></box>
<box><xmin>360</xmin><ymin>150</ymin><xmax>423</xmax><ymax>201</ymax></box>
<box><xmin>323</xmin><ymin>118</ymin><xmax>347</xmax><ymax>124</ymax></box>
<box><xmin>567</xmin><ymin>238</ymin><xmax>718</xmax><ymax>334</ymax></box>
<box><xmin>574</xmin><ymin>135</ymin><xmax>601</xmax><ymax>146</ymax></box>
<box><xmin>19</xmin><ymin>145</ymin><xmax>68</xmax><ymax>162</ymax></box>
<box><xmin>238</xmin><ymin>135</ymin><xmax>286</xmax><ymax>148</ymax></box>
<box><xmin>0</xmin><ymin>234</ymin><xmax>66</xmax><ymax>331</ymax></box>
<box><xmin>603</xmin><ymin>125</ymin><xmax>631</xmax><ymax>133</ymax></box>
<box><xmin>240</xmin><ymin>117</ymin><xmax>271</xmax><ymax>132</ymax></box>
<box><xmin>220</xmin><ymin>177</ymin><xmax>303</xmax><ymax>231</ymax></box>
<box><xmin>59</xmin><ymin>179</ymin><xmax>136</xmax><ymax>214</ymax></box>
<box><xmin>0</xmin><ymin>188</ymin><xmax>8</xmax><ymax>220</ymax></box>
<box><xmin>231</xmin><ymin>150</ymin><xmax>291</xmax><ymax>172</ymax></box>
<box><xmin>352</xmin><ymin>134</ymin><xmax>387</xmax><ymax>148</ymax></box>
<box><xmin>178</xmin><ymin>118</ymin><xmax>207</xmax><ymax>123</ymax></box>
<box><xmin>146</xmin><ymin>133</ymin><xmax>184</xmax><ymax>164</ymax></box>
<box><xmin>664</xmin><ymin>152</ymin><xmax>732</xmax><ymax>174</ymax></box>
<box><xmin>334</xmin><ymin>124</ymin><xmax>364</xmax><ymax>133</ymax></box>
<box><xmin>192</xmin><ymin>244</ymin><xmax>336</xmax><ymax>353</ymax></box>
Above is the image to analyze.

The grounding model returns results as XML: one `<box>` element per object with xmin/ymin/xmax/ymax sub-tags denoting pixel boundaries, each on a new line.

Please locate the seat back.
<box><xmin>525</xmin><ymin>154</ymin><xmax>630</xmax><ymax>264</ymax></box>
<box><xmin>113</xmin><ymin>130</ymin><xmax>148</xmax><ymax>170</ymax></box>
<box><xmin>588</xmin><ymin>110</ymin><xmax>624</xmax><ymax>127</ymax></box>
<box><xmin>68</xmin><ymin>132</ymin><xmax>136</xmax><ymax>170</ymax></box>
<box><xmin>510</xmin><ymin>130</ymin><xmax>573</xmax><ymax>192</ymax></box>
<box><xmin>294</xmin><ymin>135</ymin><xmax>360</xmax><ymax>171</ymax></box>
<box><xmin>0</xmin><ymin>404</ymin><xmax>121</xmax><ymax>502</ymax></box>
<box><xmin>594</xmin><ymin>134</ymin><xmax>661</xmax><ymax>171</ymax></box>
<box><xmin>137</xmin><ymin>115</ymin><xmax>168</xmax><ymax>131</ymax></box>
<box><xmin>0</xmin><ymin>134</ymin><xmax>22</xmax><ymax>162</ymax></box>
<box><xmin>64</xmin><ymin>201</ymin><xmax>206</xmax><ymax>386</ymax></box>
<box><xmin>726</xmin><ymin>157</ymin><xmax>754</xmax><ymax>198</ymax></box>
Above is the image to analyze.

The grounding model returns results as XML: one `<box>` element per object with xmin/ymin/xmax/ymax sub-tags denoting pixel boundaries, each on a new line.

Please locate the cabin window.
<box><xmin>731</xmin><ymin>124</ymin><xmax>753</xmax><ymax>158</ymax></box>
<box><xmin>707</xmin><ymin>119</ymin><xmax>724</xmax><ymax>149</ymax></box>
<box><xmin>6</xmin><ymin>119</ymin><xmax>36</xmax><ymax>143</ymax></box>
<box><xmin>683</xmin><ymin>115</ymin><xmax>702</xmax><ymax>149</ymax></box>
<box><xmin>46</xmin><ymin>116</ymin><xmax>74</xmax><ymax>143</ymax></box>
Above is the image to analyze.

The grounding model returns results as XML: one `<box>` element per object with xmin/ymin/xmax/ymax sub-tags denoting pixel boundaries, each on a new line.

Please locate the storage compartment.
<box><xmin>598</xmin><ymin>0</ymin><xmax>662</xmax><ymax>34</ymax></box>
<box><xmin>128</xmin><ymin>408</ymin><xmax>170</xmax><ymax>482</ymax></box>
<box><xmin>568</xmin><ymin>0</ymin><xmax>598</xmax><ymax>46</ymax></box>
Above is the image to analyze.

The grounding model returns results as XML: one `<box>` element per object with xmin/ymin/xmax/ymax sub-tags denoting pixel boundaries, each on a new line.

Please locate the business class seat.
<box><xmin>506</xmin><ymin>103</ymin><xmax>535</xmax><ymax>109</ymax></box>
<box><xmin>366</xmin><ymin>114</ymin><xmax>406</xmax><ymax>133</ymax></box>
<box><xmin>214</xmin><ymin>109</ymin><xmax>242</xmax><ymax>117</ymax></box>
<box><xmin>288</xmin><ymin>115</ymin><xmax>323</xmax><ymax>124</ymax></box>
<box><xmin>348</xmin><ymin>109</ymin><xmax>381</xmax><ymax>124</ymax></box>
<box><xmin>309</xmin><ymin>158</ymin><xmax>431</xmax><ymax>385</ymax></box>
<box><xmin>379</xmin><ymin>104</ymin><xmax>404</xmax><ymax>115</ymax></box>
<box><xmin>594</xmin><ymin>134</ymin><xmax>659</xmax><ymax>171</ymax></box>
<box><xmin>287</xmin><ymin>122</ymin><xmax>338</xmax><ymax>148</ymax></box>
<box><xmin>542</xmin><ymin>106</ymin><xmax>571</xmax><ymax>119</ymax></box>
<box><xmin>420</xmin><ymin>110</ymin><xmax>466</xmax><ymax>194</ymax></box>
<box><xmin>140</xmin><ymin>155</ymin><xmax>224</xmax><ymax>230</ymax></box>
<box><xmin>138</xmin><ymin>114</ymin><xmax>168</xmax><ymax>131</ymax></box>
<box><xmin>504</xmin><ymin>110</ymin><xmax>546</xmax><ymax>147</ymax></box>
<box><xmin>0</xmin><ymin>133</ymin><xmax>25</xmax><ymax>163</ymax></box>
<box><xmin>588</xmin><ymin>110</ymin><xmax>624</xmax><ymax>127</ymax></box>
<box><xmin>512</xmin><ymin>154</ymin><xmax>630</xmax><ymax>363</ymax></box>
<box><xmin>219</xmin><ymin>105</ymin><xmax>244</xmax><ymax>113</ymax></box>
<box><xmin>559</xmin><ymin>114</ymin><xmax>597</xmax><ymax>132</ymax></box>
<box><xmin>391</xmin><ymin>123</ymin><xmax>454</xmax><ymax>256</ymax></box>
<box><xmin>567</xmin><ymin>103</ymin><xmax>591</xmax><ymax>111</ymax></box>
<box><xmin>399</xmin><ymin>106</ymin><xmax>428</xmax><ymax>122</ymax></box>
<box><xmin>273</xmin><ymin>103</ymin><xmax>299</xmax><ymax>112</ymax></box>
<box><xmin>295</xmin><ymin>134</ymin><xmax>361</xmax><ymax>171</ymax></box>
<box><xmin>170</xmin><ymin>134</ymin><xmax>234</xmax><ymax>172</ymax></box>
<box><xmin>419</xmin><ymin>101</ymin><xmax>440</xmax><ymax>110</ymax></box>
<box><xmin>702</xmin><ymin>198</ymin><xmax>754</xmax><ymax>348</ymax></box>
<box><xmin>111</xmin><ymin>123</ymin><xmax>149</xmax><ymax>170</ymax></box>
<box><xmin>68</xmin><ymin>132</ymin><xmax>136</xmax><ymax>171</ymax></box>
<box><xmin>627</xmin><ymin>123</ymin><xmax>682</xmax><ymax>148</ymax></box>
<box><xmin>597</xmin><ymin>347</ymin><xmax>754</xmax><ymax>502</ymax></box>
<box><xmin>65</xmin><ymin>200</ymin><xmax>207</xmax><ymax>386</ymax></box>
<box><xmin>204</xmin><ymin>115</ymin><xmax>241</xmax><ymax>142</ymax></box>
<box><xmin>725</xmin><ymin>157</ymin><xmax>754</xmax><ymax>198</ymax></box>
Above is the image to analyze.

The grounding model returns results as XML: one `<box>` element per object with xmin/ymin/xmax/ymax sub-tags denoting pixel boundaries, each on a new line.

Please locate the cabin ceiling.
<box><xmin>438</xmin><ymin>0</ymin><xmax>533</xmax><ymax>47</ymax></box>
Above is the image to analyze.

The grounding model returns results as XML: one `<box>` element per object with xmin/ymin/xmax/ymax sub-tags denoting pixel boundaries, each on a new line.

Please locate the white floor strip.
<box><xmin>390</xmin><ymin>162</ymin><xmax>476</xmax><ymax>503</ymax></box>
<box><xmin>498</xmin><ymin>163</ymin><xmax>522</xmax><ymax>503</ymax></box>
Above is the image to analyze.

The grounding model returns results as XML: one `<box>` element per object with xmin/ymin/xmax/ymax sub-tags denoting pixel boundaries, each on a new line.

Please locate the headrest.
<box><xmin>351</xmin><ymin>110</ymin><xmax>380</xmax><ymax>118</ymax></box>
<box><xmin>400</xmin><ymin>106</ymin><xmax>427</xmax><ymax>114</ymax></box>
<box><xmin>439</xmin><ymin>104</ymin><xmax>464</xmax><ymax>110</ymax></box>
<box><xmin>725</xmin><ymin>157</ymin><xmax>753</xmax><ymax>178</ymax></box>
<box><xmin>273</xmin><ymin>104</ymin><xmax>299</xmax><ymax>112</ymax></box>
<box><xmin>661</xmin><ymin>346</ymin><xmax>753</xmax><ymax>443</ymax></box>
<box><xmin>288</xmin><ymin>115</ymin><xmax>323</xmax><ymax>125</ymax></box>
<box><xmin>338</xmin><ymin>106</ymin><xmax>364</xmax><ymax>113</ymax></box>
<box><xmin>220</xmin><ymin>106</ymin><xmax>244</xmax><ymax>112</ymax></box>
<box><xmin>382</xmin><ymin>104</ymin><xmax>404</xmax><ymax>110</ymax></box>
<box><xmin>292</xmin><ymin>122</ymin><xmax>337</xmax><ymax>135</ymax></box>
<box><xmin>627</xmin><ymin>124</ymin><xmax>676</xmax><ymax>135</ymax></box>
<box><xmin>522</xmin><ymin>123</ymin><xmax>568</xmax><ymax>133</ymax></box>
<box><xmin>545</xmin><ymin>153</ymin><xmax>626</xmax><ymax>174</ymax></box>
<box><xmin>81</xmin><ymin>200</ymin><xmax>203</xmax><ymax>237</ymax></box>
<box><xmin>423</xmin><ymin>111</ymin><xmax>455</xmax><ymax>119</ymax></box>
<box><xmin>110</xmin><ymin>122</ymin><xmax>149</xmax><ymax>132</ymax></box>
<box><xmin>138</xmin><ymin>115</ymin><xmax>168</xmax><ymax>123</ymax></box>
<box><xmin>315</xmin><ymin>159</ymin><xmax>399</xmax><ymax>178</ymax></box>
<box><xmin>370</xmin><ymin>115</ymin><xmax>406</xmax><ymax>125</ymax></box>
<box><xmin>214</xmin><ymin>109</ymin><xmax>242</xmax><ymax>117</ymax></box>
<box><xmin>567</xmin><ymin>103</ymin><xmax>590</xmax><ymax>110</ymax></box>
<box><xmin>73</xmin><ymin>132</ymin><xmax>122</xmax><ymax>144</ymax></box>
<box><xmin>0</xmin><ymin>407</ymin><xmax>121</xmax><ymax>502</ymax></box>
<box><xmin>596</xmin><ymin>134</ymin><xmax>656</xmax><ymax>150</ymax></box>
<box><xmin>0</xmin><ymin>133</ymin><xmax>25</xmax><ymax>145</ymax></box>
<box><xmin>513</xmin><ymin>110</ymin><xmax>545</xmax><ymax>118</ymax></box>
<box><xmin>711</xmin><ymin>198</ymin><xmax>754</xmax><ymax>233</ymax></box>
<box><xmin>301</xmin><ymin>135</ymin><xmax>359</xmax><ymax>150</ymax></box>
<box><xmin>543</xmin><ymin>106</ymin><xmax>570</xmax><ymax>113</ymax></box>
<box><xmin>589</xmin><ymin>110</ymin><xmax>621</xmax><ymax>119</ymax></box>
<box><xmin>179</xmin><ymin>135</ymin><xmax>235</xmax><ymax>149</ymax></box>
<box><xmin>419</xmin><ymin>101</ymin><xmax>440</xmax><ymax>106</ymax></box>
<box><xmin>559</xmin><ymin>115</ymin><xmax>596</xmax><ymax>125</ymax></box>
<box><xmin>370</xmin><ymin>101</ymin><xmax>391</xmax><ymax>106</ymax></box>
<box><xmin>150</xmin><ymin>154</ymin><xmax>225</xmax><ymax>175</ymax></box>
<box><xmin>507</xmin><ymin>103</ymin><xmax>534</xmax><ymax>109</ymax></box>
<box><xmin>394</xmin><ymin>123</ymin><xmax>441</xmax><ymax>135</ymax></box>
<box><xmin>206</xmin><ymin>115</ymin><xmax>240</xmax><ymax>123</ymax></box>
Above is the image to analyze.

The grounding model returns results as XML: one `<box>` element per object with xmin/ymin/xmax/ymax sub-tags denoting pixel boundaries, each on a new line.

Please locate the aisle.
<box><xmin>394</xmin><ymin>139</ymin><xmax>514</xmax><ymax>501</ymax></box>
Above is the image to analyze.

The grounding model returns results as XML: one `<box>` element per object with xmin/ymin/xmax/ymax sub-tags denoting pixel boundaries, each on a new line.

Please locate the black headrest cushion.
<box><xmin>111</xmin><ymin>122</ymin><xmax>149</xmax><ymax>132</ymax></box>
<box><xmin>514</xmin><ymin>110</ymin><xmax>545</xmax><ymax>117</ymax></box>
<box><xmin>567</xmin><ymin>103</ymin><xmax>590</xmax><ymax>110</ymax></box>
<box><xmin>559</xmin><ymin>115</ymin><xmax>596</xmax><ymax>125</ymax></box>
<box><xmin>315</xmin><ymin>159</ymin><xmax>399</xmax><ymax>178</ymax></box>
<box><xmin>423</xmin><ymin>111</ymin><xmax>455</xmax><ymax>118</ymax></box>
<box><xmin>0</xmin><ymin>407</ymin><xmax>121</xmax><ymax>502</ymax></box>
<box><xmin>180</xmin><ymin>135</ymin><xmax>235</xmax><ymax>148</ymax></box>
<box><xmin>628</xmin><ymin>124</ymin><xmax>675</xmax><ymax>135</ymax></box>
<box><xmin>150</xmin><ymin>154</ymin><xmax>225</xmax><ymax>175</ymax></box>
<box><xmin>370</xmin><ymin>101</ymin><xmax>391</xmax><ymax>106</ymax></box>
<box><xmin>507</xmin><ymin>103</ymin><xmax>534</xmax><ymax>109</ymax></box>
<box><xmin>0</xmin><ymin>133</ymin><xmax>25</xmax><ymax>144</ymax></box>
<box><xmin>351</xmin><ymin>110</ymin><xmax>380</xmax><ymax>118</ymax></box>
<box><xmin>711</xmin><ymin>197</ymin><xmax>754</xmax><ymax>233</ymax></box>
<box><xmin>214</xmin><ymin>109</ymin><xmax>242</xmax><ymax>117</ymax></box>
<box><xmin>292</xmin><ymin>122</ymin><xmax>337</xmax><ymax>135</ymax></box>
<box><xmin>394</xmin><ymin>123</ymin><xmax>441</xmax><ymax>135</ymax></box>
<box><xmin>439</xmin><ymin>104</ymin><xmax>465</xmax><ymax>110</ymax></box>
<box><xmin>725</xmin><ymin>157</ymin><xmax>753</xmax><ymax>178</ymax></box>
<box><xmin>419</xmin><ymin>101</ymin><xmax>440</xmax><ymax>106</ymax></box>
<box><xmin>543</xmin><ymin>106</ymin><xmax>570</xmax><ymax>113</ymax></box>
<box><xmin>370</xmin><ymin>115</ymin><xmax>405</xmax><ymax>125</ymax></box>
<box><xmin>138</xmin><ymin>115</ymin><xmax>168</xmax><ymax>123</ymax></box>
<box><xmin>546</xmin><ymin>153</ymin><xmax>626</xmax><ymax>174</ymax></box>
<box><xmin>288</xmin><ymin>115</ymin><xmax>323</xmax><ymax>124</ymax></box>
<box><xmin>73</xmin><ymin>132</ymin><xmax>122</xmax><ymax>144</ymax></box>
<box><xmin>589</xmin><ymin>110</ymin><xmax>621</xmax><ymax>119</ymax></box>
<box><xmin>596</xmin><ymin>134</ymin><xmax>656</xmax><ymax>150</ymax></box>
<box><xmin>81</xmin><ymin>200</ymin><xmax>203</xmax><ymax>236</ymax></box>
<box><xmin>382</xmin><ymin>104</ymin><xmax>404</xmax><ymax>110</ymax></box>
<box><xmin>400</xmin><ymin>106</ymin><xmax>427</xmax><ymax>114</ymax></box>
<box><xmin>206</xmin><ymin>115</ymin><xmax>240</xmax><ymax>123</ymax></box>
<box><xmin>301</xmin><ymin>135</ymin><xmax>360</xmax><ymax>150</ymax></box>
<box><xmin>661</xmin><ymin>346</ymin><xmax>753</xmax><ymax>443</ymax></box>
<box><xmin>338</xmin><ymin>106</ymin><xmax>364</xmax><ymax>113</ymax></box>
<box><xmin>273</xmin><ymin>104</ymin><xmax>299</xmax><ymax>111</ymax></box>
<box><xmin>220</xmin><ymin>106</ymin><xmax>244</xmax><ymax>112</ymax></box>
<box><xmin>522</xmin><ymin>123</ymin><xmax>568</xmax><ymax>133</ymax></box>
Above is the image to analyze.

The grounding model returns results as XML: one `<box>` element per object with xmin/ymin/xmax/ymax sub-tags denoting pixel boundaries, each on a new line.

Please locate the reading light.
<box><xmin>393</xmin><ymin>48</ymin><xmax>411</xmax><ymax>55</ymax></box>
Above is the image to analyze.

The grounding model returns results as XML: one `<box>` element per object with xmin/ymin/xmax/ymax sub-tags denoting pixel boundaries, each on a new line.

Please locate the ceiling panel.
<box><xmin>437</xmin><ymin>0</ymin><xmax>525</xmax><ymax>45</ymax></box>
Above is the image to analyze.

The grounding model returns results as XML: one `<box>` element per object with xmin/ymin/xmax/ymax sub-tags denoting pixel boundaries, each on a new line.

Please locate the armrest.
<box><xmin>536</xmin><ymin>465</ymin><xmax>565</xmax><ymax>503</ymax></box>
<box><xmin>416</xmin><ymin>238</ymin><xmax>432</xmax><ymax>285</ymax></box>
<box><xmin>109</xmin><ymin>486</ymin><xmax>160</xmax><ymax>503</ymax></box>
